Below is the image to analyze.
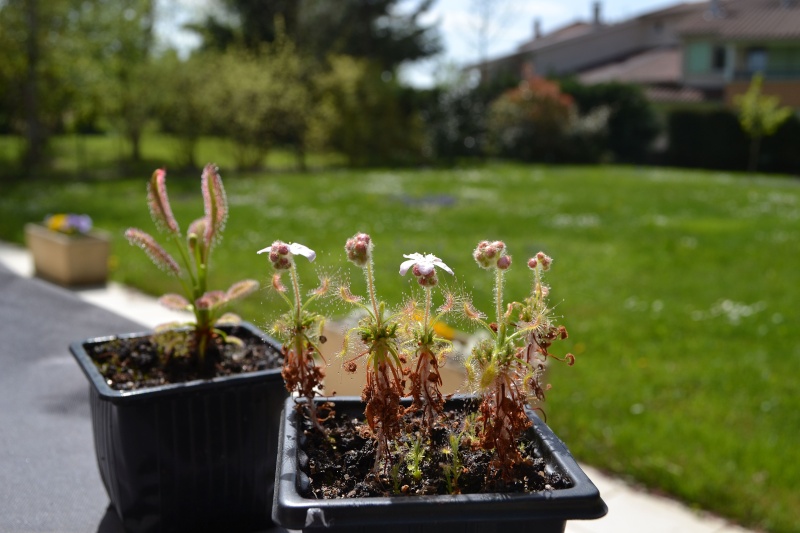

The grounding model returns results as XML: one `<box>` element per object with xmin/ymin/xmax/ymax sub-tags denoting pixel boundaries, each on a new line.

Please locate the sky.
<box><xmin>156</xmin><ymin>0</ymin><xmax>704</xmax><ymax>87</ymax></box>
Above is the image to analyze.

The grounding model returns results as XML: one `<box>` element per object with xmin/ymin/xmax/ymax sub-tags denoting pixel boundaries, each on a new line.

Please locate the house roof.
<box><xmin>578</xmin><ymin>48</ymin><xmax>683</xmax><ymax>85</ymax></box>
<box><xmin>679</xmin><ymin>0</ymin><xmax>800</xmax><ymax>39</ymax></box>
<box><xmin>516</xmin><ymin>22</ymin><xmax>595</xmax><ymax>53</ymax></box>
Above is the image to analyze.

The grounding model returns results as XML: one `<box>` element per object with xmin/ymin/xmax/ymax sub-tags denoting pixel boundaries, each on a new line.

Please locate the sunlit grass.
<box><xmin>2</xmin><ymin>162</ymin><xmax>799</xmax><ymax>532</ymax></box>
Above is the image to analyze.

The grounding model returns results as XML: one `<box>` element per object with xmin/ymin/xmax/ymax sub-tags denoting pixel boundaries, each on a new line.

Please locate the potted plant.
<box><xmin>271</xmin><ymin>235</ymin><xmax>608</xmax><ymax>531</ymax></box>
<box><xmin>25</xmin><ymin>213</ymin><xmax>111</xmax><ymax>286</ymax></box>
<box><xmin>69</xmin><ymin>165</ymin><xmax>287</xmax><ymax>533</ymax></box>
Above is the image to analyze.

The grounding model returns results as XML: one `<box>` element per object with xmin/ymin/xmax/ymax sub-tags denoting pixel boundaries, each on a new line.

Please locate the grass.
<box><xmin>0</xmin><ymin>133</ymin><xmax>346</xmax><ymax>179</ymax></box>
<box><xmin>2</xmin><ymin>159</ymin><xmax>799</xmax><ymax>532</ymax></box>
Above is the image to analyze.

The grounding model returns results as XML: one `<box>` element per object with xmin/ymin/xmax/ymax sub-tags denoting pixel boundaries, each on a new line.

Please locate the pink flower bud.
<box><xmin>417</xmin><ymin>270</ymin><xmax>438</xmax><ymax>287</ymax></box>
<box><xmin>474</xmin><ymin>240</ymin><xmax>507</xmax><ymax>269</ymax></box>
<box><xmin>345</xmin><ymin>232</ymin><xmax>372</xmax><ymax>267</ymax></box>
<box><xmin>528</xmin><ymin>257</ymin><xmax>538</xmax><ymax>270</ymax></box>
<box><xmin>536</xmin><ymin>251</ymin><xmax>553</xmax><ymax>271</ymax></box>
<box><xmin>497</xmin><ymin>255</ymin><xmax>512</xmax><ymax>270</ymax></box>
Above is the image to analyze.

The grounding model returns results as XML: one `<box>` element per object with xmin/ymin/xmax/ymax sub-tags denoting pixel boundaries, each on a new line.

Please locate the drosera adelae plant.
<box><xmin>124</xmin><ymin>164</ymin><xmax>259</xmax><ymax>369</ymax></box>
<box><xmin>258</xmin><ymin>240</ymin><xmax>330</xmax><ymax>430</ymax></box>
<box><xmin>338</xmin><ymin>232</ymin><xmax>406</xmax><ymax>472</ymax></box>
<box><xmin>399</xmin><ymin>253</ymin><xmax>455</xmax><ymax>427</ymax></box>
<box><xmin>463</xmin><ymin>240</ymin><xmax>575</xmax><ymax>479</ymax></box>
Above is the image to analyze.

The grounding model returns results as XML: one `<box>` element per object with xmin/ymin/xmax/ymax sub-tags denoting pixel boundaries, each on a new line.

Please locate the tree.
<box><xmin>193</xmin><ymin>0</ymin><xmax>441</xmax><ymax>72</ymax></box>
<box><xmin>202</xmin><ymin>24</ymin><xmax>313</xmax><ymax>171</ymax></box>
<box><xmin>735</xmin><ymin>74</ymin><xmax>793</xmax><ymax>172</ymax></box>
<box><xmin>0</xmin><ymin>0</ymin><xmax>157</xmax><ymax>172</ymax></box>
<box><xmin>188</xmin><ymin>0</ymin><xmax>300</xmax><ymax>52</ymax></box>
<box><xmin>311</xmin><ymin>55</ymin><xmax>426</xmax><ymax>166</ymax></box>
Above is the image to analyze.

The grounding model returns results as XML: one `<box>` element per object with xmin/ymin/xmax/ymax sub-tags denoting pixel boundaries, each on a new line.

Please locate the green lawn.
<box><xmin>2</xmin><ymin>162</ymin><xmax>798</xmax><ymax>532</ymax></box>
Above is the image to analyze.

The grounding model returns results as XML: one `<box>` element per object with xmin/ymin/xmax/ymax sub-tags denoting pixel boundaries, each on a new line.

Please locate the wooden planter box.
<box><xmin>25</xmin><ymin>223</ymin><xmax>110</xmax><ymax>286</ymax></box>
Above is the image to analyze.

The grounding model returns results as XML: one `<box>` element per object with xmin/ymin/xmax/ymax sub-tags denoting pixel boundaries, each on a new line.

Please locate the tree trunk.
<box><xmin>748</xmin><ymin>134</ymin><xmax>762</xmax><ymax>173</ymax></box>
<box><xmin>23</xmin><ymin>0</ymin><xmax>44</xmax><ymax>175</ymax></box>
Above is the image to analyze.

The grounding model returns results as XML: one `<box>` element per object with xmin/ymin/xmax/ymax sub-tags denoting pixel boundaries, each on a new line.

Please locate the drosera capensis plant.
<box><xmin>464</xmin><ymin>240</ymin><xmax>574</xmax><ymax>479</ymax></box>
<box><xmin>399</xmin><ymin>253</ymin><xmax>456</xmax><ymax>427</ymax></box>
<box><xmin>124</xmin><ymin>164</ymin><xmax>259</xmax><ymax>369</ymax></box>
<box><xmin>338</xmin><ymin>232</ymin><xmax>406</xmax><ymax>471</ymax></box>
<box><xmin>258</xmin><ymin>240</ymin><xmax>330</xmax><ymax>430</ymax></box>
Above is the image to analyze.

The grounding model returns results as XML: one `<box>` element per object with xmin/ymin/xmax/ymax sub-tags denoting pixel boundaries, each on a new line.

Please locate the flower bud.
<box><xmin>528</xmin><ymin>257</ymin><xmax>538</xmax><ymax>270</ymax></box>
<box><xmin>269</xmin><ymin>239</ymin><xmax>293</xmax><ymax>271</ymax></box>
<box><xmin>345</xmin><ymin>232</ymin><xmax>372</xmax><ymax>267</ymax></box>
<box><xmin>496</xmin><ymin>255</ymin><xmax>512</xmax><ymax>270</ymax></box>
<box><xmin>536</xmin><ymin>251</ymin><xmax>553</xmax><ymax>271</ymax></box>
<box><xmin>473</xmin><ymin>240</ymin><xmax>506</xmax><ymax>269</ymax></box>
<box><xmin>416</xmin><ymin>269</ymin><xmax>438</xmax><ymax>287</ymax></box>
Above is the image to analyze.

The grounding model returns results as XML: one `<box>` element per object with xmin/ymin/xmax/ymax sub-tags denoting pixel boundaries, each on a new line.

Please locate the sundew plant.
<box><xmin>464</xmin><ymin>241</ymin><xmax>574</xmax><ymax>478</ymax></box>
<box><xmin>269</xmin><ymin>232</ymin><xmax>576</xmax><ymax>483</ymax></box>
<box><xmin>125</xmin><ymin>164</ymin><xmax>259</xmax><ymax>368</ymax></box>
<box><xmin>259</xmin><ymin>240</ymin><xmax>329</xmax><ymax>430</ymax></box>
<box><xmin>338</xmin><ymin>232</ymin><xmax>406</xmax><ymax>471</ymax></box>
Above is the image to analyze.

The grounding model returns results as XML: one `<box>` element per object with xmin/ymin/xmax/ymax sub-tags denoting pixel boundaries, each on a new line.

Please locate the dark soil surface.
<box><xmin>85</xmin><ymin>325</ymin><xmax>283</xmax><ymax>391</ymax></box>
<box><xmin>299</xmin><ymin>402</ymin><xmax>572</xmax><ymax>498</ymax></box>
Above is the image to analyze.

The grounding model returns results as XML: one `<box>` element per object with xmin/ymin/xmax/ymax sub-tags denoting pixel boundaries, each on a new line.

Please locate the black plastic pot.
<box><xmin>70</xmin><ymin>322</ymin><xmax>288</xmax><ymax>533</ymax></box>
<box><xmin>273</xmin><ymin>396</ymin><xmax>607</xmax><ymax>533</ymax></box>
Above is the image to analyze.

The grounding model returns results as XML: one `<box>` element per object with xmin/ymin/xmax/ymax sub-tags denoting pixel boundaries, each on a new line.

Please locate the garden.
<box><xmin>1</xmin><ymin>159</ymin><xmax>798</xmax><ymax>532</ymax></box>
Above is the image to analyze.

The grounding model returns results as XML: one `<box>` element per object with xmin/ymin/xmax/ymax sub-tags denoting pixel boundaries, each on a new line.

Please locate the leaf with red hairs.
<box><xmin>146</xmin><ymin>168</ymin><xmax>180</xmax><ymax>235</ymax></box>
<box><xmin>125</xmin><ymin>228</ymin><xmax>181</xmax><ymax>277</ymax></box>
<box><xmin>201</xmin><ymin>163</ymin><xmax>228</xmax><ymax>247</ymax></box>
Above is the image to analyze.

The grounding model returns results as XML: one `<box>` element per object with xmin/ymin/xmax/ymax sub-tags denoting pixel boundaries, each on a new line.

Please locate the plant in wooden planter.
<box><xmin>25</xmin><ymin>213</ymin><xmax>110</xmax><ymax>286</ymax></box>
<box><xmin>70</xmin><ymin>165</ymin><xmax>286</xmax><ymax>533</ymax></box>
<box><xmin>271</xmin><ymin>235</ymin><xmax>607</xmax><ymax>532</ymax></box>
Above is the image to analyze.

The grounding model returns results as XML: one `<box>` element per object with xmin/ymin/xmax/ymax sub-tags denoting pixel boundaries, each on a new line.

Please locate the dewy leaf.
<box><xmin>216</xmin><ymin>313</ymin><xmax>242</xmax><ymax>326</ymax></box>
<box><xmin>195</xmin><ymin>290</ymin><xmax>226</xmax><ymax>310</ymax></box>
<box><xmin>226</xmin><ymin>279</ymin><xmax>259</xmax><ymax>302</ymax></box>
<box><xmin>147</xmin><ymin>168</ymin><xmax>180</xmax><ymax>235</ymax></box>
<box><xmin>187</xmin><ymin>217</ymin><xmax>208</xmax><ymax>260</ymax></box>
<box><xmin>159</xmin><ymin>293</ymin><xmax>191</xmax><ymax>310</ymax></box>
<box><xmin>125</xmin><ymin>228</ymin><xmax>182</xmax><ymax>277</ymax></box>
<box><xmin>201</xmin><ymin>163</ymin><xmax>228</xmax><ymax>247</ymax></box>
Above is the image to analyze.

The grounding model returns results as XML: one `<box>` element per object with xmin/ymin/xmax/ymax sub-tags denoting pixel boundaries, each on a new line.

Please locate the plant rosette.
<box><xmin>69</xmin><ymin>165</ymin><xmax>287</xmax><ymax>533</ymax></box>
<box><xmin>25</xmin><ymin>215</ymin><xmax>111</xmax><ymax>286</ymax></box>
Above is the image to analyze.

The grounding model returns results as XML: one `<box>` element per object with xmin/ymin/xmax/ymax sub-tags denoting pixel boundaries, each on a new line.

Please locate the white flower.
<box><xmin>257</xmin><ymin>241</ymin><xmax>316</xmax><ymax>262</ymax></box>
<box><xmin>399</xmin><ymin>253</ymin><xmax>453</xmax><ymax>276</ymax></box>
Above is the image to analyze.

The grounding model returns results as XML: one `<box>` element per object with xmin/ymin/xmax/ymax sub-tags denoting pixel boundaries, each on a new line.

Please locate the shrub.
<box><xmin>666</xmin><ymin>109</ymin><xmax>800</xmax><ymax>174</ymax></box>
<box><xmin>487</xmin><ymin>77</ymin><xmax>608</xmax><ymax>163</ymax></box>
<box><xmin>560</xmin><ymin>79</ymin><xmax>660</xmax><ymax>163</ymax></box>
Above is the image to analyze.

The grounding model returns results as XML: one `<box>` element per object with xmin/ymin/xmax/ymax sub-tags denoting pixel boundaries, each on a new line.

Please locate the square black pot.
<box><xmin>273</xmin><ymin>396</ymin><xmax>607</xmax><ymax>533</ymax></box>
<box><xmin>70</xmin><ymin>322</ymin><xmax>288</xmax><ymax>533</ymax></box>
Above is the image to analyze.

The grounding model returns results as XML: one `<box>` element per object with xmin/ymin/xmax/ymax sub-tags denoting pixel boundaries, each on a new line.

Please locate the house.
<box><xmin>679</xmin><ymin>0</ymin><xmax>800</xmax><ymax>106</ymax></box>
<box><xmin>474</xmin><ymin>0</ymin><xmax>800</xmax><ymax>107</ymax></box>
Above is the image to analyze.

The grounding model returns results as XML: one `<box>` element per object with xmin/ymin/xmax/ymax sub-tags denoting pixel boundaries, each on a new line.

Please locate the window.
<box><xmin>712</xmin><ymin>46</ymin><xmax>726</xmax><ymax>71</ymax></box>
<box><xmin>687</xmin><ymin>42</ymin><xmax>711</xmax><ymax>73</ymax></box>
<box><xmin>747</xmin><ymin>48</ymin><xmax>768</xmax><ymax>73</ymax></box>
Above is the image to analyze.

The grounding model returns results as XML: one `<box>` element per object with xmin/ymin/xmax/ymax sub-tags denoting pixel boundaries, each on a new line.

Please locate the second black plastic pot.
<box><xmin>70</xmin><ymin>322</ymin><xmax>288</xmax><ymax>533</ymax></box>
<box><xmin>273</xmin><ymin>396</ymin><xmax>608</xmax><ymax>533</ymax></box>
